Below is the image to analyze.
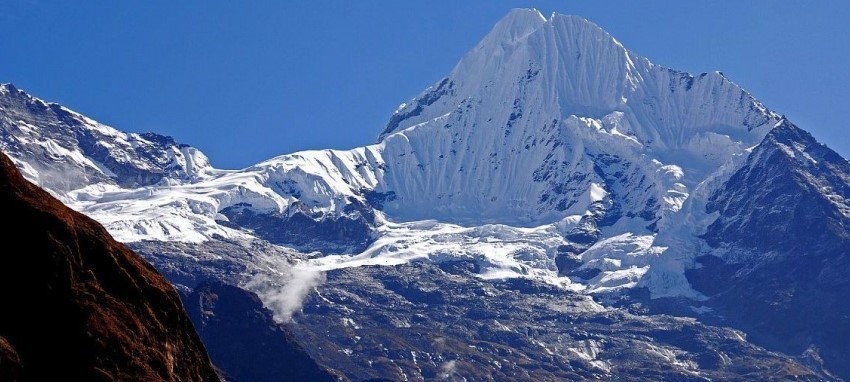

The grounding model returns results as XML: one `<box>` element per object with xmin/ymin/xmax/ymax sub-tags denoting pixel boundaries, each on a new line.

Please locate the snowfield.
<box><xmin>0</xmin><ymin>9</ymin><xmax>785</xmax><ymax>301</ymax></box>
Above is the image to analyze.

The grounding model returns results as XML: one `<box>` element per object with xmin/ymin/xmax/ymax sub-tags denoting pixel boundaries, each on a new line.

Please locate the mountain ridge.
<box><xmin>0</xmin><ymin>8</ymin><xmax>841</xmax><ymax>306</ymax></box>
<box><xmin>2</xmin><ymin>8</ymin><xmax>849</xmax><ymax>380</ymax></box>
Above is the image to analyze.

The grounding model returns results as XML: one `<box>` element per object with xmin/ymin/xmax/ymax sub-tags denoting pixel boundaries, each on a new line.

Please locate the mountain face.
<box><xmin>2</xmin><ymin>8</ymin><xmax>849</xmax><ymax>381</ymax></box>
<box><xmin>0</xmin><ymin>152</ymin><xmax>220</xmax><ymax>381</ymax></box>
<box><xmin>703</xmin><ymin>119</ymin><xmax>850</xmax><ymax>253</ymax></box>
<box><xmin>288</xmin><ymin>261</ymin><xmax>830</xmax><ymax>381</ymax></box>
<box><xmin>182</xmin><ymin>281</ymin><xmax>340</xmax><ymax>382</ymax></box>
<box><xmin>0</xmin><ymin>84</ymin><xmax>210</xmax><ymax>195</ymax></box>
<box><xmin>690</xmin><ymin>119</ymin><xmax>850</xmax><ymax>378</ymax></box>
<box><xmin>375</xmin><ymin>10</ymin><xmax>774</xmax><ymax>228</ymax></box>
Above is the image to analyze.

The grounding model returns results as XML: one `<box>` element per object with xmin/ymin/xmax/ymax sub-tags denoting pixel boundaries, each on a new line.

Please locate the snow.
<box><xmin>369</xmin><ymin>8</ymin><xmax>779</xmax><ymax>228</ymax></box>
<box><xmin>567</xmin><ymin>340</ymin><xmax>610</xmax><ymax>372</ymax></box>
<box><xmin>1</xmin><ymin>10</ymin><xmax>788</xmax><ymax>300</ymax></box>
<box><xmin>307</xmin><ymin>220</ymin><xmax>584</xmax><ymax>293</ymax></box>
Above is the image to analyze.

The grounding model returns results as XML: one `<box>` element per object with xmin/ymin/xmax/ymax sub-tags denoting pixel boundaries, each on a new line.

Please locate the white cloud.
<box><xmin>439</xmin><ymin>360</ymin><xmax>458</xmax><ymax>380</ymax></box>
<box><xmin>245</xmin><ymin>261</ymin><xmax>326</xmax><ymax>323</ymax></box>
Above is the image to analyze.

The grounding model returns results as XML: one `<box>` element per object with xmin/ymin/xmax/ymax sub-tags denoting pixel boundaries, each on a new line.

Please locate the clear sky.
<box><xmin>2</xmin><ymin>1</ymin><xmax>848</xmax><ymax>169</ymax></box>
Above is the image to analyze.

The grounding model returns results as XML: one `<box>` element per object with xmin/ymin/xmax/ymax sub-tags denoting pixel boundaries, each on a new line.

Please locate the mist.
<box><xmin>245</xmin><ymin>261</ymin><xmax>326</xmax><ymax>323</ymax></box>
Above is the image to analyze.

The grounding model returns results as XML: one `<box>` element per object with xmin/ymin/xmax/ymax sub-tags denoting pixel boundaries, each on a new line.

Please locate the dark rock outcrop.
<box><xmin>0</xmin><ymin>152</ymin><xmax>220</xmax><ymax>381</ymax></box>
<box><xmin>0</xmin><ymin>337</ymin><xmax>22</xmax><ymax>381</ymax></box>
<box><xmin>220</xmin><ymin>201</ymin><xmax>375</xmax><ymax>253</ymax></box>
<box><xmin>183</xmin><ymin>281</ymin><xmax>340</xmax><ymax>382</ymax></box>
<box><xmin>289</xmin><ymin>261</ymin><xmax>828</xmax><ymax>382</ymax></box>
<box><xmin>694</xmin><ymin>120</ymin><xmax>850</xmax><ymax>380</ymax></box>
<box><xmin>703</xmin><ymin>120</ymin><xmax>850</xmax><ymax>253</ymax></box>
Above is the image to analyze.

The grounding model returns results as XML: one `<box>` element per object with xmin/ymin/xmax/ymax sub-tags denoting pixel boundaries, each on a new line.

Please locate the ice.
<box><xmin>0</xmin><ymin>10</ymin><xmax>790</xmax><ymax>300</ymax></box>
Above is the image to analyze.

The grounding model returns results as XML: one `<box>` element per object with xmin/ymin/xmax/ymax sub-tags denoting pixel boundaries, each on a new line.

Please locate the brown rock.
<box><xmin>0</xmin><ymin>152</ymin><xmax>220</xmax><ymax>381</ymax></box>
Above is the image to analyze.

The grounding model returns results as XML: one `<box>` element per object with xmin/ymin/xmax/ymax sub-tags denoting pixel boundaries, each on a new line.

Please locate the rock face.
<box><xmin>288</xmin><ymin>261</ymin><xmax>826</xmax><ymax>382</ymax></box>
<box><xmin>0</xmin><ymin>152</ymin><xmax>220</xmax><ymax>381</ymax></box>
<box><xmin>690</xmin><ymin>119</ymin><xmax>850</xmax><ymax>378</ymax></box>
<box><xmin>703</xmin><ymin>119</ymin><xmax>850</xmax><ymax>253</ymax></box>
<box><xmin>182</xmin><ymin>281</ymin><xmax>339</xmax><ymax>382</ymax></box>
<box><xmin>0</xmin><ymin>337</ymin><xmax>22</xmax><ymax>381</ymax></box>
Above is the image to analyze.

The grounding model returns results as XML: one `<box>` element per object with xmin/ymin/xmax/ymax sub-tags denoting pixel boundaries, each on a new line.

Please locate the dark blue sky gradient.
<box><xmin>1</xmin><ymin>1</ymin><xmax>848</xmax><ymax>168</ymax></box>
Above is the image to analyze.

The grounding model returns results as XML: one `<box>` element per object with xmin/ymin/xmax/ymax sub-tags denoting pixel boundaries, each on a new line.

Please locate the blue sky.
<box><xmin>2</xmin><ymin>1</ymin><xmax>848</xmax><ymax>168</ymax></box>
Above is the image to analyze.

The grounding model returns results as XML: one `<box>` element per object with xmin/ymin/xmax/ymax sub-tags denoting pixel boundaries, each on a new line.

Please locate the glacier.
<box><xmin>3</xmin><ymin>8</ymin><xmax>849</xmax><ymax>380</ymax></box>
<box><xmin>0</xmin><ymin>9</ymin><xmax>787</xmax><ymax>300</ymax></box>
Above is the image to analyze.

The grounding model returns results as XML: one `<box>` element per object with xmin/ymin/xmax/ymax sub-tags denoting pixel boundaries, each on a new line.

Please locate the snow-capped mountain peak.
<box><xmin>379</xmin><ymin>9</ymin><xmax>638</xmax><ymax>141</ymax></box>
<box><xmin>481</xmin><ymin>8</ymin><xmax>546</xmax><ymax>44</ymax></box>
<box><xmin>4</xmin><ymin>10</ymin><xmax>850</xmax><ymax>378</ymax></box>
<box><xmin>0</xmin><ymin>10</ymin><xmax>832</xmax><ymax>302</ymax></box>
<box><xmin>372</xmin><ymin>10</ymin><xmax>780</xmax><ymax>230</ymax></box>
<box><xmin>0</xmin><ymin>83</ymin><xmax>212</xmax><ymax>196</ymax></box>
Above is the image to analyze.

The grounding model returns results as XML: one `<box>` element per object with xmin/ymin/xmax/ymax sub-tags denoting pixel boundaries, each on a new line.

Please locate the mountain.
<box><xmin>2</xmin><ymin>8</ymin><xmax>849</xmax><ymax>381</ymax></box>
<box><xmin>0</xmin><ymin>83</ymin><xmax>210</xmax><ymax>194</ymax></box>
<box><xmin>182</xmin><ymin>281</ymin><xmax>340</xmax><ymax>382</ymax></box>
<box><xmin>690</xmin><ymin>119</ymin><xmax>850</xmax><ymax>378</ymax></box>
<box><xmin>0</xmin><ymin>152</ymin><xmax>220</xmax><ymax>381</ymax></box>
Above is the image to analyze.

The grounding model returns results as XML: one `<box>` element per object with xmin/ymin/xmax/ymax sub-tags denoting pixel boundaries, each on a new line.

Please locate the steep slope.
<box><xmin>0</xmin><ymin>337</ymin><xmax>22</xmax><ymax>381</ymax></box>
<box><xmin>376</xmin><ymin>9</ymin><xmax>776</xmax><ymax>227</ymax></box>
<box><xmin>0</xmin><ymin>9</ymin><xmax>786</xmax><ymax>297</ymax></box>
<box><xmin>703</xmin><ymin>119</ymin><xmax>850</xmax><ymax>253</ymax></box>
<box><xmin>0</xmin><ymin>152</ymin><xmax>220</xmax><ymax>381</ymax></box>
<box><xmin>1</xmin><ymin>7</ymin><xmax>849</xmax><ymax>381</ymax></box>
<box><xmin>690</xmin><ymin>119</ymin><xmax>850</xmax><ymax>378</ymax></box>
<box><xmin>0</xmin><ymin>9</ymin><xmax>780</xmax><ymax>251</ymax></box>
<box><xmin>0</xmin><ymin>83</ymin><xmax>211</xmax><ymax>194</ymax></box>
<box><xmin>183</xmin><ymin>281</ymin><xmax>340</xmax><ymax>382</ymax></box>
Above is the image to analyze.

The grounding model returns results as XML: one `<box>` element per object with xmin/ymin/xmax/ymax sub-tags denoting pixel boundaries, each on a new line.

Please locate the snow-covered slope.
<box><xmin>0</xmin><ymin>9</ymin><xmax>788</xmax><ymax>299</ymax></box>
<box><xmin>376</xmin><ymin>9</ymin><xmax>777</xmax><ymax>227</ymax></box>
<box><xmin>3</xmin><ymin>8</ymin><xmax>850</xmax><ymax>379</ymax></box>
<box><xmin>0</xmin><ymin>84</ymin><xmax>212</xmax><ymax>197</ymax></box>
<box><xmin>1</xmin><ymin>8</ymin><xmax>840</xmax><ymax>297</ymax></box>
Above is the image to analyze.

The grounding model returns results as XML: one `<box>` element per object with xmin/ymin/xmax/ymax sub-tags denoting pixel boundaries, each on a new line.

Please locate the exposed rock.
<box><xmin>0</xmin><ymin>152</ymin><xmax>220</xmax><ymax>381</ymax></box>
<box><xmin>0</xmin><ymin>337</ymin><xmax>22</xmax><ymax>381</ymax></box>
<box><xmin>288</xmin><ymin>262</ymin><xmax>827</xmax><ymax>382</ymax></box>
<box><xmin>695</xmin><ymin>120</ymin><xmax>850</xmax><ymax>379</ymax></box>
<box><xmin>183</xmin><ymin>281</ymin><xmax>341</xmax><ymax>382</ymax></box>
